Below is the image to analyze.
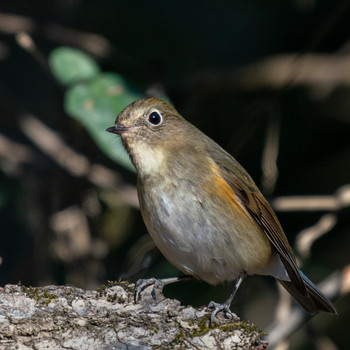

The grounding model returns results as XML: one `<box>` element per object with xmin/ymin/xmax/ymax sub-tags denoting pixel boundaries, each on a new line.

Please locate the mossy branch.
<box><xmin>0</xmin><ymin>282</ymin><xmax>267</xmax><ymax>349</ymax></box>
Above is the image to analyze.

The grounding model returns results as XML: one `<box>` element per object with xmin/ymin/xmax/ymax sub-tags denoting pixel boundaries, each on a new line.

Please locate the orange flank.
<box><xmin>209</xmin><ymin>166</ymin><xmax>250</xmax><ymax>220</ymax></box>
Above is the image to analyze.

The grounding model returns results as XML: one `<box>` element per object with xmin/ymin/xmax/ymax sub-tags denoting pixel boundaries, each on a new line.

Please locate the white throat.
<box><xmin>129</xmin><ymin>141</ymin><xmax>166</xmax><ymax>176</ymax></box>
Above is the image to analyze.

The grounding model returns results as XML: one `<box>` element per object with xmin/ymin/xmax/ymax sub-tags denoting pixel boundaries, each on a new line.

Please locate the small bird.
<box><xmin>107</xmin><ymin>98</ymin><xmax>336</xmax><ymax>323</ymax></box>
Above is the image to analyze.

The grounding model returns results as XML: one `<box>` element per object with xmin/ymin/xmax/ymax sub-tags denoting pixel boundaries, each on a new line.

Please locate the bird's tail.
<box><xmin>278</xmin><ymin>270</ymin><xmax>337</xmax><ymax>314</ymax></box>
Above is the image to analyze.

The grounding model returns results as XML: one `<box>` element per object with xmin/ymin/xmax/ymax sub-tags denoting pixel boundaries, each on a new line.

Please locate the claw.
<box><xmin>134</xmin><ymin>278</ymin><xmax>164</xmax><ymax>303</ymax></box>
<box><xmin>207</xmin><ymin>274</ymin><xmax>244</xmax><ymax>326</ymax></box>
<box><xmin>208</xmin><ymin>301</ymin><xmax>239</xmax><ymax>326</ymax></box>
<box><xmin>151</xmin><ymin>279</ymin><xmax>165</xmax><ymax>299</ymax></box>
<box><xmin>134</xmin><ymin>276</ymin><xmax>192</xmax><ymax>303</ymax></box>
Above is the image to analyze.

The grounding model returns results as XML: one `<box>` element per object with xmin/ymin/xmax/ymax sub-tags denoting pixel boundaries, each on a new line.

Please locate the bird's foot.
<box><xmin>134</xmin><ymin>278</ymin><xmax>165</xmax><ymax>303</ymax></box>
<box><xmin>207</xmin><ymin>301</ymin><xmax>240</xmax><ymax>326</ymax></box>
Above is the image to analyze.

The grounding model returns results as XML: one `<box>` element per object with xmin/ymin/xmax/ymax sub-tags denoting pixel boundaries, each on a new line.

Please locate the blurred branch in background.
<box><xmin>15</xmin><ymin>31</ymin><xmax>50</xmax><ymax>73</ymax></box>
<box><xmin>272</xmin><ymin>185</ymin><xmax>350</xmax><ymax>212</ymax></box>
<box><xmin>261</xmin><ymin>106</ymin><xmax>281</xmax><ymax>195</ymax></box>
<box><xmin>192</xmin><ymin>53</ymin><xmax>350</xmax><ymax>97</ymax></box>
<box><xmin>50</xmin><ymin>206</ymin><xmax>93</xmax><ymax>262</ymax></box>
<box><xmin>0</xmin><ymin>12</ymin><xmax>111</xmax><ymax>59</ymax></box>
<box><xmin>273</xmin><ymin>185</ymin><xmax>350</xmax><ymax>260</ymax></box>
<box><xmin>239</xmin><ymin>53</ymin><xmax>350</xmax><ymax>90</ymax></box>
<box><xmin>15</xmin><ymin>113</ymin><xmax>138</xmax><ymax>208</ymax></box>
<box><xmin>0</xmin><ymin>13</ymin><xmax>34</xmax><ymax>33</ymax></box>
<box><xmin>20</xmin><ymin>114</ymin><xmax>89</xmax><ymax>177</ymax></box>
<box><xmin>0</xmin><ymin>133</ymin><xmax>36</xmax><ymax>176</ymax></box>
<box><xmin>296</xmin><ymin>214</ymin><xmax>337</xmax><ymax>260</ymax></box>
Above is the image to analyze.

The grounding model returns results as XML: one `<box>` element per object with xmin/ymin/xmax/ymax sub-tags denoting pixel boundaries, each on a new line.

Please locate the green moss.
<box><xmin>97</xmin><ymin>279</ymin><xmax>135</xmax><ymax>297</ymax></box>
<box><xmin>97</xmin><ymin>280</ymin><xmax>131</xmax><ymax>303</ymax></box>
<box><xmin>189</xmin><ymin>314</ymin><xmax>211</xmax><ymax>338</ymax></box>
<box><xmin>111</xmin><ymin>321</ymin><xmax>119</xmax><ymax>328</ymax></box>
<box><xmin>20</xmin><ymin>285</ymin><xmax>57</xmax><ymax>306</ymax></box>
<box><xmin>97</xmin><ymin>284</ymin><xmax>107</xmax><ymax>294</ymax></box>
<box><xmin>219</xmin><ymin>321</ymin><xmax>260</xmax><ymax>335</ymax></box>
<box><xmin>169</xmin><ymin>330</ymin><xmax>186</xmax><ymax>347</ymax></box>
<box><xmin>187</xmin><ymin>315</ymin><xmax>262</xmax><ymax>342</ymax></box>
<box><xmin>113</xmin><ymin>279</ymin><xmax>136</xmax><ymax>294</ymax></box>
<box><xmin>88</xmin><ymin>319</ymin><xmax>103</xmax><ymax>327</ymax></box>
<box><xmin>106</xmin><ymin>293</ymin><xmax>117</xmax><ymax>302</ymax></box>
<box><xmin>117</xmin><ymin>296</ymin><xmax>126</xmax><ymax>304</ymax></box>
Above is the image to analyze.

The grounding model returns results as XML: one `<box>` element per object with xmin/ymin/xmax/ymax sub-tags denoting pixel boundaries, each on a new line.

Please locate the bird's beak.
<box><xmin>106</xmin><ymin>125</ymin><xmax>130</xmax><ymax>135</ymax></box>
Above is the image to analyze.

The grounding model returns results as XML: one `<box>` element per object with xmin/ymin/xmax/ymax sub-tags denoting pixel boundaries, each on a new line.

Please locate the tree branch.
<box><xmin>0</xmin><ymin>283</ymin><xmax>266</xmax><ymax>350</ymax></box>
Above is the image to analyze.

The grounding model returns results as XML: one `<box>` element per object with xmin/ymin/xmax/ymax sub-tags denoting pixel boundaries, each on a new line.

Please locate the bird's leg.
<box><xmin>135</xmin><ymin>275</ymin><xmax>193</xmax><ymax>303</ymax></box>
<box><xmin>208</xmin><ymin>274</ymin><xmax>245</xmax><ymax>326</ymax></box>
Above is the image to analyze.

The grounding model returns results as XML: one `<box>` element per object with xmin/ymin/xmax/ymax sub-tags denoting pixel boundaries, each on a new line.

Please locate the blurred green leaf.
<box><xmin>65</xmin><ymin>73</ymin><xmax>141</xmax><ymax>171</ymax></box>
<box><xmin>49</xmin><ymin>47</ymin><xmax>100</xmax><ymax>85</ymax></box>
<box><xmin>49</xmin><ymin>47</ymin><xmax>170</xmax><ymax>172</ymax></box>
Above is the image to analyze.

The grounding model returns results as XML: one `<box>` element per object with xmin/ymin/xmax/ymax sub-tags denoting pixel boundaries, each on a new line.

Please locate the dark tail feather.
<box><xmin>278</xmin><ymin>271</ymin><xmax>337</xmax><ymax>314</ymax></box>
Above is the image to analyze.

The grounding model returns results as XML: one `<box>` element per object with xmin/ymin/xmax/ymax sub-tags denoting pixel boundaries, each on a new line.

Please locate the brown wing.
<box><xmin>205</xmin><ymin>139</ymin><xmax>306</xmax><ymax>293</ymax></box>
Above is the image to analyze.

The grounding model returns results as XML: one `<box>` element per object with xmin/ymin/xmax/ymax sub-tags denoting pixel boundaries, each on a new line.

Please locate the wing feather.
<box><xmin>205</xmin><ymin>140</ymin><xmax>306</xmax><ymax>293</ymax></box>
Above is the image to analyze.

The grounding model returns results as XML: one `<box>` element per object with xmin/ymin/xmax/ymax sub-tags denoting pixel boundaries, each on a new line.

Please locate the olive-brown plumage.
<box><xmin>107</xmin><ymin>98</ymin><xmax>336</xmax><ymax>316</ymax></box>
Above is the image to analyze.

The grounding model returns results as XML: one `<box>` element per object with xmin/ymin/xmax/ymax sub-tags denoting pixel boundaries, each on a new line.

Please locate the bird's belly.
<box><xmin>139</xmin><ymin>182</ymin><xmax>272</xmax><ymax>285</ymax></box>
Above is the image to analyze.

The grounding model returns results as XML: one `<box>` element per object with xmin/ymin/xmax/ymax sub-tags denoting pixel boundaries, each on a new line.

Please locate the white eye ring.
<box><xmin>148</xmin><ymin>110</ymin><xmax>162</xmax><ymax>125</ymax></box>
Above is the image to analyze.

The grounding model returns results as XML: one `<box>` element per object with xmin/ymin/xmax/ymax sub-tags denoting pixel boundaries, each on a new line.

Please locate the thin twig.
<box><xmin>192</xmin><ymin>53</ymin><xmax>350</xmax><ymax>94</ymax></box>
<box><xmin>0</xmin><ymin>116</ymin><xmax>139</xmax><ymax>208</ymax></box>
<box><xmin>0</xmin><ymin>12</ymin><xmax>111</xmax><ymax>59</ymax></box>
<box><xmin>261</xmin><ymin>106</ymin><xmax>281</xmax><ymax>195</ymax></box>
<box><xmin>15</xmin><ymin>32</ymin><xmax>51</xmax><ymax>73</ymax></box>
<box><xmin>272</xmin><ymin>185</ymin><xmax>350</xmax><ymax>212</ymax></box>
<box><xmin>296</xmin><ymin>214</ymin><xmax>337</xmax><ymax>259</ymax></box>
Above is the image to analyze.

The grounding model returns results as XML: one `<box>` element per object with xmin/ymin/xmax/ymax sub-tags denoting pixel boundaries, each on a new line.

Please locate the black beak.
<box><xmin>106</xmin><ymin>125</ymin><xmax>130</xmax><ymax>135</ymax></box>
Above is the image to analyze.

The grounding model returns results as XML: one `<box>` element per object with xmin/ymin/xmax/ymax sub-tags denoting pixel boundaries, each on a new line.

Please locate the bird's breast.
<box><xmin>137</xmin><ymin>166</ymin><xmax>273</xmax><ymax>284</ymax></box>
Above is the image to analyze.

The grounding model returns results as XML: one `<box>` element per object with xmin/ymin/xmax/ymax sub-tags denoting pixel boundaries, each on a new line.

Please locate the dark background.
<box><xmin>1</xmin><ymin>1</ymin><xmax>350</xmax><ymax>349</ymax></box>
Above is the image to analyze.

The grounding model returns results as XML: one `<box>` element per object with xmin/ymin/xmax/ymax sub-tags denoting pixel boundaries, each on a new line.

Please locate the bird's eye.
<box><xmin>148</xmin><ymin>111</ymin><xmax>162</xmax><ymax>125</ymax></box>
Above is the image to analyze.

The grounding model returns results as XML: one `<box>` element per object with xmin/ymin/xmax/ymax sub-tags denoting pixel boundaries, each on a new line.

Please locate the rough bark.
<box><xmin>0</xmin><ymin>282</ymin><xmax>267</xmax><ymax>349</ymax></box>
